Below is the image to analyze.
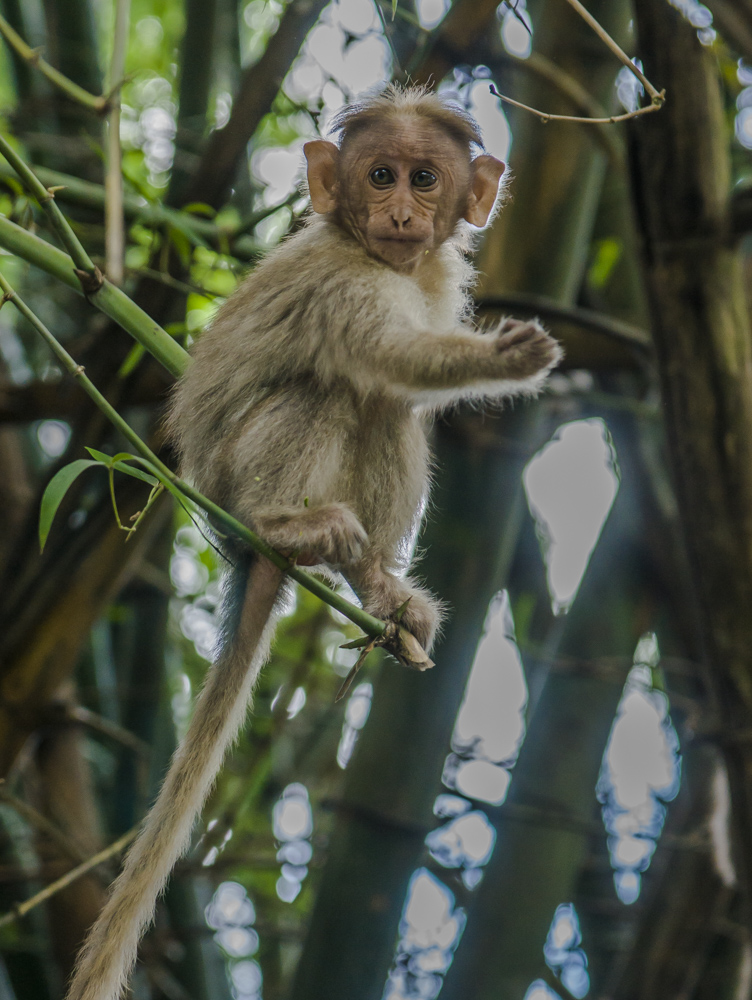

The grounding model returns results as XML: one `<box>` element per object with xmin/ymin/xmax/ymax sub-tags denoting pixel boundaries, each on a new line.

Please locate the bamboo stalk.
<box><xmin>0</xmin><ymin>162</ymin><xmax>266</xmax><ymax>257</ymax></box>
<box><xmin>0</xmin><ymin>213</ymin><xmax>188</xmax><ymax>378</ymax></box>
<box><xmin>104</xmin><ymin>0</ymin><xmax>130</xmax><ymax>285</ymax></box>
<box><xmin>0</xmin><ymin>131</ymin><xmax>98</xmax><ymax>277</ymax></box>
<box><xmin>0</xmin><ymin>12</ymin><xmax>106</xmax><ymax>112</ymax></box>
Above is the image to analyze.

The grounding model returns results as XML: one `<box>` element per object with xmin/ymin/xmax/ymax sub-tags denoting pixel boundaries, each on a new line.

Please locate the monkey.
<box><xmin>65</xmin><ymin>85</ymin><xmax>562</xmax><ymax>1000</ymax></box>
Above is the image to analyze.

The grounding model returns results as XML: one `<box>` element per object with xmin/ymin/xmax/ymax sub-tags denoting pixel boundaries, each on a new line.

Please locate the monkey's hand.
<box><xmin>492</xmin><ymin>318</ymin><xmax>563</xmax><ymax>380</ymax></box>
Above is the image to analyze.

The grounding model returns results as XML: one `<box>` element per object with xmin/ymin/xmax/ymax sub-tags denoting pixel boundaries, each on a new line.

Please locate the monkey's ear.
<box><xmin>463</xmin><ymin>154</ymin><xmax>505</xmax><ymax>227</ymax></box>
<box><xmin>304</xmin><ymin>140</ymin><xmax>340</xmax><ymax>214</ymax></box>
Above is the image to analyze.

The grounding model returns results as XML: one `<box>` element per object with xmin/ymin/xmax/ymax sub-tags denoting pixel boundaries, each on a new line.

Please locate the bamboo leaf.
<box><xmin>118</xmin><ymin>342</ymin><xmax>145</xmax><ymax>378</ymax></box>
<box><xmin>112</xmin><ymin>462</ymin><xmax>159</xmax><ymax>486</ymax></box>
<box><xmin>85</xmin><ymin>447</ymin><xmax>117</xmax><ymax>464</ymax></box>
<box><xmin>181</xmin><ymin>202</ymin><xmax>217</xmax><ymax>218</ymax></box>
<box><xmin>84</xmin><ymin>447</ymin><xmax>159</xmax><ymax>485</ymax></box>
<box><xmin>39</xmin><ymin>459</ymin><xmax>100</xmax><ymax>551</ymax></box>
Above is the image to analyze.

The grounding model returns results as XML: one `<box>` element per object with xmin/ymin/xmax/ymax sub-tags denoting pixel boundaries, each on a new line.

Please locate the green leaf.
<box><xmin>85</xmin><ymin>446</ymin><xmax>117</xmax><ymax>464</ymax></box>
<box><xmin>182</xmin><ymin>202</ymin><xmax>216</xmax><ymax>218</ymax></box>
<box><xmin>168</xmin><ymin>220</ymin><xmax>210</xmax><ymax>255</ymax></box>
<box><xmin>84</xmin><ymin>447</ymin><xmax>159</xmax><ymax>486</ymax></box>
<box><xmin>112</xmin><ymin>461</ymin><xmax>159</xmax><ymax>486</ymax></box>
<box><xmin>119</xmin><ymin>342</ymin><xmax>145</xmax><ymax>378</ymax></box>
<box><xmin>39</xmin><ymin>459</ymin><xmax>100</xmax><ymax>551</ymax></box>
<box><xmin>392</xmin><ymin>0</ymin><xmax>398</xmax><ymax>18</ymax></box>
<box><xmin>588</xmin><ymin>238</ymin><xmax>622</xmax><ymax>290</ymax></box>
<box><xmin>85</xmin><ymin>447</ymin><xmax>133</xmax><ymax>465</ymax></box>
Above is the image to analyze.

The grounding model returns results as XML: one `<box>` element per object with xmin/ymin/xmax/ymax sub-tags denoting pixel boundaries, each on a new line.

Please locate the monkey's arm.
<box><xmin>365</xmin><ymin>318</ymin><xmax>562</xmax><ymax>403</ymax></box>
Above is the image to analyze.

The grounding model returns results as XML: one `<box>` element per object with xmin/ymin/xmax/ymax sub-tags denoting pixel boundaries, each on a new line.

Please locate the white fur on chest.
<box><xmin>377</xmin><ymin>251</ymin><xmax>471</xmax><ymax>335</ymax></box>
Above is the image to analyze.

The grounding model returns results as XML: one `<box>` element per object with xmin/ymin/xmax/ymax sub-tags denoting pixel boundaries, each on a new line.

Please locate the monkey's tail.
<box><xmin>65</xmin><ymin>555</ymin><xmax>286</xmax><ymax>1000</ymax></box>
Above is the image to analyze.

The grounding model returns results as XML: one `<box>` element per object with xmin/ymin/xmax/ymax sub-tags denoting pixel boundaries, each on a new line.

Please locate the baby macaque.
<box><xmin>66</xmin><ymin>85</ymin><xmax>561</xmax><ymax>1000</ymax></box>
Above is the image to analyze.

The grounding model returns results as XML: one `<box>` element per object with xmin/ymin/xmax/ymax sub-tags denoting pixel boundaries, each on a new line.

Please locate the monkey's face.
<box><xmin>336</xmin><ymin>122</ymin><xmax>470</xmax><ymax>271</ymax></box>
<box><xmin>305</xmin><ymin>120</ymin><xmax>505</xmax><ymax>274</ymax></box>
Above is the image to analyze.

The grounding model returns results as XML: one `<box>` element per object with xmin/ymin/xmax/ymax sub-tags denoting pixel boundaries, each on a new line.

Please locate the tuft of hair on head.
<box><xmin>328</xmin><ymin>83</ymin><xmax>485</xmax><ymax>154</ymax></box>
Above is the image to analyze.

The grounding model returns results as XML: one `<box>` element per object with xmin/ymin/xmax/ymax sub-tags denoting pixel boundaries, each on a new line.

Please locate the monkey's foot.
<box><xmin>363</xmin><ymin>575</ymin><xmax>444</xmax><ymax>653</ymax></box>
<box><xmin>255</xmin><ymin>502</ymin><xmax>368</xmax><ymax>566</ymax></box>
<box><xmin>494</xmin><ymin>317</ymin><xmax>563</xmax><ymax>380</ymax></box>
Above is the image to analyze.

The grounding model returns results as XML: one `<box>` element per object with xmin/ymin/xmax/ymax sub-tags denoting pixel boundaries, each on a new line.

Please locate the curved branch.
<box><xmin>562</xmin><ymin>0</ymin><xmax>663</xmax><ymax>101</ymax></box>
<box><xmin>491</xmin><ymin>82</ymin><xmax>664</xmax><ymax>125</ymax></box>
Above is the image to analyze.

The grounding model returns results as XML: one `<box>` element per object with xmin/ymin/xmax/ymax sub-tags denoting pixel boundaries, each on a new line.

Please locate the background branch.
<box><xmin>0</xmin><ymin>12</ymin><xmax>106</xmax><ymax>111</ymax></box>
<box><xmin>0</xmin><ymin>161</ymin><xmax>266</xmax><ymax>258</ymax></box>
<box><xmin>183</xmin><ymin>0</ymin><xmax>328</xmax><ymax>210</ymax></box>
<box><xmin>0</xmin><ymin>786</ymin><xmax>89</xmax><ymax>864</ymax></box>
<box><xmin>103</xmin><ymin>0</ymin><xmax>130</xmax><ymax>284</ymax></box>
<box><xmin>0</xmin><ymin>826</ymin><xmax>137</xmax><ymax>929</ymax></box>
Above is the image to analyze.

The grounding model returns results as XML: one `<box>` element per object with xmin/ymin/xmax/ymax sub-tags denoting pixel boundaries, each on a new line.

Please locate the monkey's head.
<box><xmin>304</xmin><ymin>86</ymin><xmax>505</xmax><ymax>274</ymax></box>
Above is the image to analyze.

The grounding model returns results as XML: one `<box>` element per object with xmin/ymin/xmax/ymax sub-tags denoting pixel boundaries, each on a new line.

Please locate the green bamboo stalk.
<box><xmin>0</xmin><ymin>11</ymin><xmax>106</xmax><ymax>112</ymax></box>
<box><xmin>0</xmin><ymin>162</ymin><xmax>264</xmax><ymax>257</ymax></box>
<box><xmin>103</xmin><ymin>0</ymin><xmax>130</xmax><ymax>284</ymax></box>
<box><xmin>168</xmin><ymin>0</ymin><xmax>219</xmax><ymax>205</ymax></box>
<box><xmin>0</xmin><ymin>213</ymin><xmax>189</xmax><ymax>377</ymax></box>
<box><xmin>0</xmin><ymin>271</ymin><xmax>388</xmax><ymax>639</ymax></box>
<box><xmin>0</xmin><ymin>129</ymin><xmax>98</xmax><ymax>275</ymax></box>
<box><xmin>42</xmin><ymin>0</ymin><xmax>104</xmax><ymax>103</ymax></box>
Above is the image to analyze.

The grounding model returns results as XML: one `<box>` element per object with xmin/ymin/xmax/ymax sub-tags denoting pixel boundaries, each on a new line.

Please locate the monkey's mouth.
<box><xmin>376</xmin><ymin>234</ymin><xmax>424</xmax><ymax>241</ymax></box>
<box><xmin>372</xmin><ymin>234</ymin><xmax>428</xmax><ymax>246</ymax></box>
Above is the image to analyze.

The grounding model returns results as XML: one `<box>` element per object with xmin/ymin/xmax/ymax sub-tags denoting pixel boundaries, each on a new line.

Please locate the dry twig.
<box><xmin>492</xmin><ymin>0</ymin><xmax>665</xmax><ymax>125</ymax></box>
<box><xmin>61</xmin><ymin>704</ymin><xmax>150</xmax><ymax>757</ymax></box>
<box><xmin>491</xmin><ymin>83</ymin><xmax>663</xmax><ymax>125</ymax></box>
<box><xmin>562</xmin><ymin>0</ymin><xmax>661</xmax><ymax>100</ymax></box>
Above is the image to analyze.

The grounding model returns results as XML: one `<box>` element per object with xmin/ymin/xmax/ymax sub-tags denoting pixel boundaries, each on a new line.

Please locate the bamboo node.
<box><xmin>74</xmin><ymin>266</ymin><xmax>104</xmax><ymax>295</ymax></box>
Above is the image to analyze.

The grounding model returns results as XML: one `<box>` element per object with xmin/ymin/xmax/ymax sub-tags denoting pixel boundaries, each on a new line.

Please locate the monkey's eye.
<box><xmin>370</xmin><ymin>167</ymin><xmax>395</xmax><ymax>186</ymax></box>
<box><xmin>412</xmin><ymin>170</ymin><xmax>437</xmax><ymax>189</ymax></box>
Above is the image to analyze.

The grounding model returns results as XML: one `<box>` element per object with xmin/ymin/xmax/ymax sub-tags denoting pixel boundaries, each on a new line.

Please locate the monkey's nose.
<box><xmin>391</xmin><ymin>209</ymin><xmax>411</xmax><ymax>230</ymax></box>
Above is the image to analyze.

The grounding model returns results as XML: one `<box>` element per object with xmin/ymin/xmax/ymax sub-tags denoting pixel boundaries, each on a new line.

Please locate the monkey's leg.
<box><xmin>253</xmin><ymin>502</ymin><xmax>368</xmax><ymax>566</ymax></box>
<box><xmin>349</xmin><ymin>556</ymin><xmax>444</xmax><ymax>652</ymax></box>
